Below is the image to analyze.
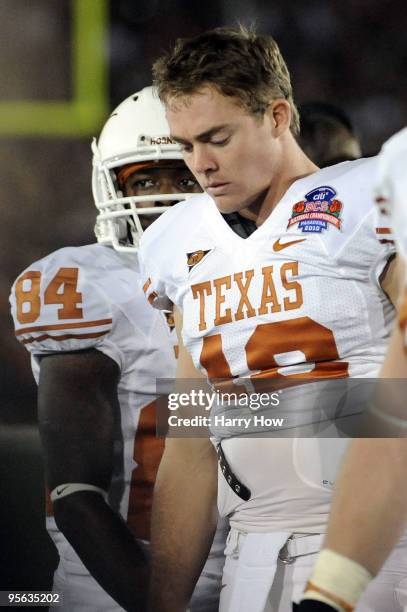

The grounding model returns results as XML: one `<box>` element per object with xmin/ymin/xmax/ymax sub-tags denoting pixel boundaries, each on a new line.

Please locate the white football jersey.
<box><xmin>10</xmin><ymin>243</ymin><xmax>176</xmax><ymax>547</ymax></box>
<box><xmin>139</xmin><ymin>158</ymin><xmax>396</xmax><ymax>533</ymax></box>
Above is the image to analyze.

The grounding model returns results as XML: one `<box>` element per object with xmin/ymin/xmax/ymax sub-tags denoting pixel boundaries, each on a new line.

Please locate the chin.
<box><xmin>213</xmin><ymin>196</ymin><xmax>247</xmax><ymax>215</ymax></box>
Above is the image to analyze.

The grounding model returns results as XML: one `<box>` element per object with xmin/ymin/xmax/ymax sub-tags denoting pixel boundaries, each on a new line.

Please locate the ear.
<box><xmin>266</xmin><ymin>99</ymin><xmax>291</xmax><ymax>137</ymax></box>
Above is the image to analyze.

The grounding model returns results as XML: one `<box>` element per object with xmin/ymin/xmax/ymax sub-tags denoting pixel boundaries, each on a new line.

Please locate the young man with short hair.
<box><xmin>139</xmin><ymin>27</ymin><xmax>405</xmax><ymax>611</ymax></box>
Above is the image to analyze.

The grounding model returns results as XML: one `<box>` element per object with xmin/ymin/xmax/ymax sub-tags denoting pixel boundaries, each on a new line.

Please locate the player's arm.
<box><xmin>297</xmin><ymin>324</ymin><xmax>407</xmax><ymax>612</ymax></box>
<box><xmin>380</xmin><ymin>254</ymin><xmax>404</xmax><ymax>306</ymax></box>
<box><xmin>323</xmin><ymin>323</ymin><xmax>407</xmax><ymax>570</ymax></box>
<box><xmin>149</xmin><ymin>308</ymin><xmax>218</xmax><ymax>612</ymax></box>
<box><xmin>38</xmin><ymin>348</ymin><xmax>148</xmax><ymax>612</ymax></box>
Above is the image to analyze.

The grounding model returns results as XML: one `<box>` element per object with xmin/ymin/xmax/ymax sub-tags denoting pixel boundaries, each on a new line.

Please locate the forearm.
<box><xmin>54</xmin><ymin>492</ymin><xmax>148</xmax><ymax>611</ymax></box>
<box><xmin>149</xmin><ymin>440</ymin><xmax>218</xmax><ymax>612</ymax></box>
<box><xmin>324</xmin><ymin>438</ymin><xmax>407</xmax><ymax>574</ymax></box>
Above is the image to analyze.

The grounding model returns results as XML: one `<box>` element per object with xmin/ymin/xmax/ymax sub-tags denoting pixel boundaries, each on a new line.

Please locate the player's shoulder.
<box><xmin>14</xmin><ymin>243</ymin><xmax>139</xmax><ymax>285</ymax></box>
<box><xmin>308</xmin><ymin>156</ymin><xmax>377</xmax><ymax>190</ymax></box>
<box><xmin>10</xmin><ymin>242</ymin><xmax>139</xmax><ymax>334</ymax></box>
<box><xmin>294</xmin><ymin>157</ymin><xmax>379</xmax><ymax>229</ymax></box>
<box><xmin>284</xmin><ymin>158</ymin><xmax>384</xmax><ymax>255</ymax></box>
<box><xmin>31</xmin><ymin>242</ymin><xmax>121</xmax><ymax>269</ymax></box>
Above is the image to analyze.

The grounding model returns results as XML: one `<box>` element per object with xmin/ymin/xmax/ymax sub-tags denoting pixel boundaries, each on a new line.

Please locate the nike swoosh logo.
<box><xmin>56</xmin><ymin>486</ymin><xmax>69</xmax><ymax>496</ymax></box>
<box><xmin>273</xmin><ymin>238</ymin><xmax>306</xmax><ymax>252</ymax></box>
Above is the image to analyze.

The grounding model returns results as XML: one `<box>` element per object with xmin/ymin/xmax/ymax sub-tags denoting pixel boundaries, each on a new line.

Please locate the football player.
<box><xmin>298</xmin><ymin>128</ymin><xmax>407</xmax><ymax>612</ymax></box>
<box><xmin>138</xmin><ymin>27</ymin><xmax>406</xmax><ymax>612</ymax></box>
<box><xmin>9</xmin><ymin>87</ymin><xmax>226</xmax><ymax>611</ymax></box>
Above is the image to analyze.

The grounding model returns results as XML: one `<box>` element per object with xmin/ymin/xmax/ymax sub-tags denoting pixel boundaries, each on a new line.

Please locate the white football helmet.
<box><xmin>92</xmin><ymin>86</ymin><xmax>195</xmax><ymax>251</ymax></box>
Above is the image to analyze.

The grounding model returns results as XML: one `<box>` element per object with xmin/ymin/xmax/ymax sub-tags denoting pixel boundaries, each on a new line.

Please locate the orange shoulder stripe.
<box><xmin>21</xmin><ymin>330</ymin><xmax>110</xmax><ymax>345</ymax></box>
<box><xmin>15</xmin><ymin>318</ymin><xmax>112</xmax><ymax>336</ymax></box>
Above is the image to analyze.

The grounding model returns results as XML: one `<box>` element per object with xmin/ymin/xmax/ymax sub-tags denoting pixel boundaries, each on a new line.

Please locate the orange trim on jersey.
<box><xmin>21</xmin><ymin>330</ymin><xmax>110</xmax><ymax>345</ymax></box>
<box><xmin>147</xmin><ymin>291</ymin><xmax>158</xmax><ymax>305</ymax></box>
<box><xmin>305</xmin><ymin>581</ymin><xmax>354</xmax><ymax>612</ymax></box>
<box><xmin>128</xmin><ymin>400</ymin><xmax>165</xmax><ymax>540</ymax></box>
<box><xmin>376</xmin><ymin>227</ymin><xmax>392</xmax><ymax>234</ymax></box>
<box><xmin>15</xmin><ymin>318</ymin><xmax>113</xmax><ymax>336</ymax></box>
<box><xmin>379</xmin><ymin>239</ymin><xmax>395</xmax><ymax>245</ymax></box>
<box><xmin>142</xmin><ymin>278</ymin><xmax>152</xmax><ymax>294</ymax></box>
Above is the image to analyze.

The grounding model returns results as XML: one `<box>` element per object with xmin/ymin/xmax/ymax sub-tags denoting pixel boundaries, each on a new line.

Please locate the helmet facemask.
<box><xmin>92</xmin><ymin>87</ymin><xmax>200</xmax><ymax>252</ymax></box>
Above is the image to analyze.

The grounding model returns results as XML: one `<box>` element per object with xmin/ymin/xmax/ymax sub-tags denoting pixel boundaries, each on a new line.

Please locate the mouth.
<box><xmin>205</xmin><ymin>182</ymin><xmax>230</xmax><ymax>196</ymax></box>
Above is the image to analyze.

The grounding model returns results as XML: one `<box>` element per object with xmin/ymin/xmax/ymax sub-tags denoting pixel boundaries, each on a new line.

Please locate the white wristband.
<box><xmin>50</xmin><ymin>483</ymin><xmax>108</xmax><ymax>502</ymax></box>
<box><xmin>302</xmin><ymin>549</ymin><xmax>372</xmax><ymax>612</ymax></box>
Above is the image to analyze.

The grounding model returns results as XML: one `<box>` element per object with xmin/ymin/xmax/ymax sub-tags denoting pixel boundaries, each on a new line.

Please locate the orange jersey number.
<box><xmin>200</xmin><ymin>316</ymin><xmax>348</xmax><ymax>384</ymax></box>
<box><xmin>15</xmin><ymin>268</ymin><xmax>83</xmax><ymax>324</ymax></box>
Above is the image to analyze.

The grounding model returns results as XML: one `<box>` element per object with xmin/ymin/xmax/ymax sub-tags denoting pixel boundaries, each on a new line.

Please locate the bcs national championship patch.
<box><xmin>287</xmin><ymin>186</ymin><xmax>343</xmax><ymax>233</ymax></box>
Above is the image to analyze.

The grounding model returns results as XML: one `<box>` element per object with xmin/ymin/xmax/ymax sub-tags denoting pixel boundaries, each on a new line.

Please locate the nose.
<box><xmin>152</xmin><ymin>178</ymin><xmax>183</xmax><ymax>208</ymax></box>
<box><xmin>158</xmin><ymin>178</ymin><xmax>179</xmax><ymax>195</ymax></box>
<box><xmin>191</xmin><ymin>144</ymin><xmax>217</xmax><ymax>176</ymax></box>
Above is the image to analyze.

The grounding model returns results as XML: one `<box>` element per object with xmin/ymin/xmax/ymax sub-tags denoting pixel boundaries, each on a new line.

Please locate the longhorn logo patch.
<box><xmin>187</xmin><ymin>249</ymin><xmax>211</xmax><ymax>271</ymax></box>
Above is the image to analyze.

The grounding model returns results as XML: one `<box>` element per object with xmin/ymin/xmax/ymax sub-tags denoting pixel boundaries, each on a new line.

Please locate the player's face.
<box><xmin>166</xmin><ymin>86</ymin><xmax>279</xmax><ymax>214</ymax></box>
<box><xmin>122</xmin><ymin>160</ymin><xmax>201</xmax><ymax>229</ymax></box>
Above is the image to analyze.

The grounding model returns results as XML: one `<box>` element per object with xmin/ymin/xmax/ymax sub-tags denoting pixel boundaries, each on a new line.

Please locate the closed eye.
<box><xmin>180</xmin><ymin>143</ymin><xmax>193</xmax><ymax>153</ymax></box>
<box><xmin>210</xmin><ymin>136</ymin><xmax>230</xmax><ymax>146</ymax></box>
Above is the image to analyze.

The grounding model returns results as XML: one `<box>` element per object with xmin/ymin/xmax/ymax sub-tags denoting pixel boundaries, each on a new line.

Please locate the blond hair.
<box><xmin>153</xmin><ymin>26</ymin><xmax>300</xmax><ymax>135</ymax></box>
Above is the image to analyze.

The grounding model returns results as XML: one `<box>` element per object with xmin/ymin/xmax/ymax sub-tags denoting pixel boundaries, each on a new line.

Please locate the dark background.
<box><xmin>1</xmin><ymin>0</ymin><xmax>406</xmax><ymax>598</ymax></box>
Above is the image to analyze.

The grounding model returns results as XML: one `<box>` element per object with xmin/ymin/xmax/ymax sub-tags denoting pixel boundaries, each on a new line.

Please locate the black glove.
<box><xmin>293</xmin><ymin>600</ymin><xmax>338</xmax><ymax>611</ymax></box>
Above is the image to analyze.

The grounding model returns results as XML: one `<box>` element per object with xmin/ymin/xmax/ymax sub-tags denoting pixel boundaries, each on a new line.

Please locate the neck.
<box><xmin>239</xmin><ymin>138</ymin><xmax>319</xmax><ymax>226</ymax></box>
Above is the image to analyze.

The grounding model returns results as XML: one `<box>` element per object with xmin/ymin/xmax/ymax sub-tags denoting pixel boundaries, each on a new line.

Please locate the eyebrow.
<box><xmin>171</xmin><ymin>124</ymin><xmax>230</xmax><ymax>145</ymax></box>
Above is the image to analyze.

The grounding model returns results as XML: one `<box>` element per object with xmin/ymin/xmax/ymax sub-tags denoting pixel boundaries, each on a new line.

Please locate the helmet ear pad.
<box><xmin>115</xmin><ymin>217</ymin><xmax>130</xmax><ymax>240</ymax></box>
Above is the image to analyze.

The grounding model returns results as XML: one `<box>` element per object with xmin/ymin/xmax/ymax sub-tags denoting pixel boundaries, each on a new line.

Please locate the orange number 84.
<box><xmin>15</xmin><ymin>268</ymin><xmax>83</xmax><ymax>324</ymax></box>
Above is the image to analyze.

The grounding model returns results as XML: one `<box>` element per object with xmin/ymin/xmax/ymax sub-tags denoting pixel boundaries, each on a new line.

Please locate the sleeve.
<box><xmin>374</xmin><ymin>127</ymin><xmax>407</xmax><ymax>260</ymax></box>
<box><xmin>138</xmin><ymin>241</ymin><xmax>173</xmax><ymax>311</ymax></box>
<box><xmin>9</xmin><ymin>249</ymin><xmax>125</xmax><ymax>371</ymax></box>
<box><xmin>369</xmin><ymin>206</ymin><xmax>397</xmax><ymax>288</ymax></box>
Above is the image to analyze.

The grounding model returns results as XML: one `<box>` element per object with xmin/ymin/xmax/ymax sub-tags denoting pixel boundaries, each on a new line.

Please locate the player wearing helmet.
<box><xmin>9</xmin><ymin>87</ymin><xmax>206</xmax><ymax>611</ymax></box>
<box><xmin>298</xmin><ymin>129</ymin><xmax>407</xmax><ymax>612</ymax></box>
<box><xmin>92</xmin><ymin>88</ymin><xmax>200</xmax><ymax>251</ymax></box>
<box><xmin>138</xmin><ymin>27</ymin><xmax>407</xmax><ymax>612</ymax></box>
